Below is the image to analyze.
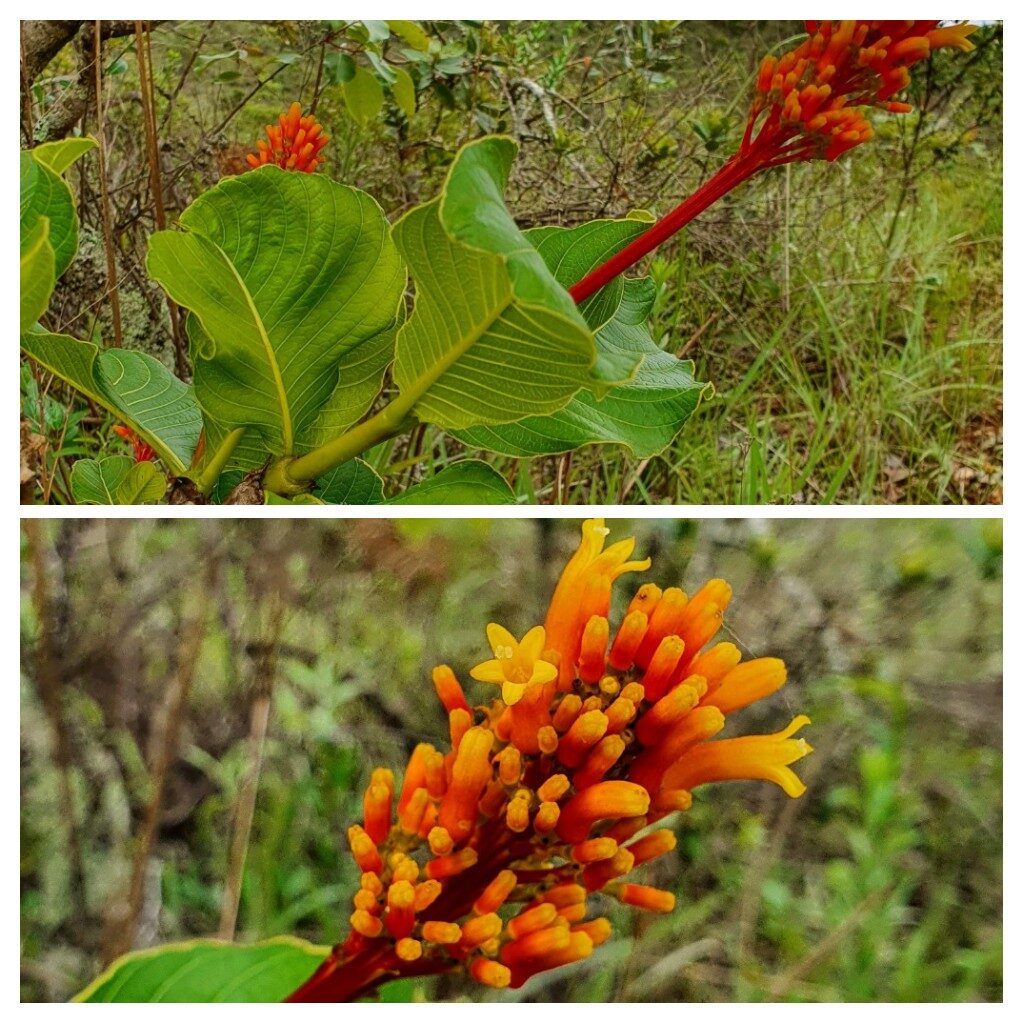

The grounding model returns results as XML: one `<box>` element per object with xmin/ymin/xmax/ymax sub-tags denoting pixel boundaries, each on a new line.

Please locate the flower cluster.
<box><xmin>246</xmin><ymin>102</ymin><xmax>329</xmax><ymax>173</ymax></box>
<box><xmin>288</xmin><ymin>520</ymin><xmax>811</xmax><ymax>1000</ymax></box>
<box><xmin>568</xmin><ymin>19</ymin><xmax>976</xmax><ymax>304</ymax></box>
<box><xmin>745</xmin><ymin>20</ymin><xmax>978</xmax><ymax>164</ymax></box>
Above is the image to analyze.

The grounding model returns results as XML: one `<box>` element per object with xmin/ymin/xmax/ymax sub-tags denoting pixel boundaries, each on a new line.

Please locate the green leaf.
<box><xmin>20</xmin><ymin>331</ymin><xmax>202</xmax><ymax>474</ymax></box>
<box><xmin>31</xmin><ymin>136</ymin><xmax>96</xmax><ymax>175</ymax></box>
<box><xmin>362</xmin><ymin>20</ymin><xmax>391</xmax><ymax>42</ymax></box>
<box><xmin>454</xmin><ymin>218</ymin><xmax>707</xmax><ymax>457</ymax></box>
<box><xmin>73</xmin><ymin>937</ymin><xmax>329</xmax><ymax>1002</ymax></box>
<box><xmin>390</xmin><ymin>66</ymin><xmax>417</xmax><ymax>117</ymax></box>
<box><xmin>71</xmin><ymin>456</ymin><xmax>166</xmax><ymax>504</ymax></box>
<box><xmin>343</xmin><ymin>65</ymin><xmax>385</xmax><ymax>126</ymax></box>
<box><xmin>146</xmin><ymin>166</ymin><xmax>405</xmax><ymax>459</ymax></box>
<box><xmin>391</xmin><ymin>137</ymin><xmax>616</xmax><ymax>431</ymax></box>
<box><xmin>325</xmin><ymin>51</ymin><xmax>356</xmax><ymax>85</ymax></box>
<box><xmin>21</xmin><ymin>216</ymin><xmax>55</xmax><ymax>332</ymax></box>
<box><xmin>386</xmin><ymin>460</ymin><xmax>515</xmax><ymax>504</ymax></box>
<box><xmin>21</xmin><ymin>151</ymin><xmax>77</xmax><ymax>278</ymax></box>
<box><xmin>387</xmin><ymin>20</ymin><xmax>430</xmax><ymax>51</ymax></box>
<box><xmin>313</xmin><ymin>458</ymin><xmax>385</xmax><ymax>504</ymax></box>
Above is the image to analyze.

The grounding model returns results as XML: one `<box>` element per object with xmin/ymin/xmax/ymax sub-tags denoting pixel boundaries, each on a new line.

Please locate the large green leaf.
<box><xmin>315</xmin><ymin>458</ymin><xmax>385</xmax><ymax>504</ymax></box>
<box><xmin>390</xmin><ymin>137</ymin><xmax>625</xmax><ymax>432</ymax></box>
<box><xmin>344</xmin><ymin>65</ymin><xmax>384</xmax><ymax>125</ymax></box>
<box><xmin>31</xmin><ymin>136</ymin><xmax>96</xmax><ymax>176</ymax></box>
<box><xmin>71</xmin><ymin>456</ymin><xmax>166</xmax><ymax>504</ymax></box>
<box><xmin>20</xmin><ymin>151</ymin><xmax>78</xmax><ymax>278</ymax></box>
<box><xmin>73</xmin><ymin>937</ymin><xmax>330</xmax><ymax>1002</ymax></box>
<box><xmin>21</xmin><ymin>217</ymin><xmax>55</xmax><ymax>332</ymax></box>
<box><xmin>387</xmin><ymin>460</ymin><xmax>515</xmax><ymax>504</ymax></box>
<box><xmin>20</xmin><ymin>331</ymin><xmax>202</xmax><ymax>474</ymax></box>
<box><xmin>455</xmin><ymin>219</ymin><xmax>708</xmax><ymax>458</ymax></box>
<box><xmin>147</xmin><ymin>167</ymin><xmax>405</xmax><ymax>458</ymax></box>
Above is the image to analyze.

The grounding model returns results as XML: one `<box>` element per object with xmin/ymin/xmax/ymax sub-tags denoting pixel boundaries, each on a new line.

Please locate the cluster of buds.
<box><xmin>246</xmin><ymin>101</ymin><xmax>329</xmax><ymax>173</ymax></box>
<box><xmin>745</xmin><ymin>20</ymin><xmax>979</xmax><ymax>164</ymax></box>
<box><xmin>568</xmin><ymin>19</ymin><xmax>976</xmax><ymax>304</ymax></box>
<box><xmin>288</xmin><ymin>520</ymin><xmax>812</xmax><ymax>1000</ymax></box>
<box><xmin>112</xmin><ymin>425</ymin><xmax>155</xmax><ymax>463</ymax></box>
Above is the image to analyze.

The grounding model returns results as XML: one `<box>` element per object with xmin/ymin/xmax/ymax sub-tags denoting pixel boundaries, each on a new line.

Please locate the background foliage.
<box><xmin>21</xmin><ymin>19</ymin><xmax>1002</xmax><ymax>504</ymax></box>
<box><xmin>21</xmin><ymin>518</ymin><xmax>1002</xmax><ymax>1001</ymax></box>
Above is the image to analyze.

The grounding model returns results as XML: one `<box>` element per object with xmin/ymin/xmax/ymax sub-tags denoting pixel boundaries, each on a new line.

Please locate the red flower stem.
<box><xmin>567</xmin><ymin>147</ymin><xmax>768</xmax><ymax>305</ymax></box>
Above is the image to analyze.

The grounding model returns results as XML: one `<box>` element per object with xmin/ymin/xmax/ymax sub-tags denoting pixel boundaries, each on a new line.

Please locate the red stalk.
<box><xmin>567</xmin><ymin>146</ymin><xmax>770</xmax><ymax>305</ymax></box>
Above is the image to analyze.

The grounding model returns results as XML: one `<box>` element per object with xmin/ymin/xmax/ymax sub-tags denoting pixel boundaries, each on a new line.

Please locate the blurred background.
<box><xmin>21</xmin><ymin>20</ymin><xmax>1002</xmax><ymax>503</ymax></box>
<box><xmin>20</xmin><ymin>518</ymin><xmax>1002</xmax><ymax>1001</ymax></box>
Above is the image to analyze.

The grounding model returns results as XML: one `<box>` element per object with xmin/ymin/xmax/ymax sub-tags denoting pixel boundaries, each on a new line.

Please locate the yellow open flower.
<box><xmin>470</xmin><ymin>624</ymin><xmax>558</xmax><ymax>705</ymax></box>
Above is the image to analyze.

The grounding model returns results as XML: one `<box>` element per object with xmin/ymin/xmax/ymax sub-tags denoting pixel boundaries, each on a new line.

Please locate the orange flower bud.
<box><xmin>572</xmin><ymin>837</ymin><xmax>618</xmax><ymax>863</ymax></box>
<box><xmin>639</xmin><ymin>635</ymin><xmax>686</xmax><ymax>703</ymax></box>
<box><xmin>497</xmin><ymin>745</ymin><xmax>522</xmax><ymax>786</ymax></box>
<box><xmin>427</xmin><ymin>826</ymin><xmax>454</xmax><ymax>856</ymax></box>
<box><xmin>608</xmin><ymin>610</ymin><xmax>648</xmax><ymax>671</ymax></box>
<box><xmin>347</xmin><ymin>825</ymin><xmax>383</xmax><ymax>874</ymax></box>
<box><xmin>398</xmin><ymin>787</ymin><xmax>431</xmax><ymax>834</ymax></box>
<box><xmin>604</xmin><ymin>696</ymin><xmax>637</xmax><ymax>734</ymax></box>
<box><xmin>425</xmin><ymin>847</ymin><xmax>479</xmax><ymax>880</ymax></box>
<box><xmin>500</xmin><ymin>923</ymin><xmax>572</xmax><ymax>965</ymax></box>
<box><xmin>701</xmin><ymin>657</ymin><xmax>786</xmax><ymax>715</ymax></box>
<box><xmin>507</xmin><ymin>902</ymin><xmax>559</xmax><ymax>939</ymax></box>
<box><xmin>635</xmin><ymin>588</ymin><xmax>688</xmax><ymax>669</ymax></box>
<box><xmin>620</xmin><ymin>681</ymin><xmax>646</xmax><ymax>705</ymax></box>
<box><xmin>353</xmin><ymin>888</ymin><xmax>378</xmax><ymax>912</ymax></box>
<box><xmin>506</xmin><ymin>794</ymin><xmax>530</xmax><ymax>833</ymax></box>
<box><xmin>615</xmin><ymin>883</ymin><xmax>676</xmax><ymax>913</ymax></box>
<box><xmin>537</xmin><ymin>773</ymin><xmax>570</xmax><ymax>803</ymax></box>
<box><xmin>557</xmin><ymin>781</ymin><xmax>651</xmax><ymax>842</ymax></box>
<box><xmin>573</xmin><ymin>917</ymin><xmax>612</xmax><ymax>947</ymax></box>
<box><xmin>474</xmin><ymin>869</ymin><xmax>518</xmax><ymax>914</ymax></box>
<box><xmin>578</xmin><ymin>615</ymin><xmax>609</xmax><ymax>683</ymax></box>
<box><xmin>470</xmin><ymin>958</ymin><xmax>511</xmax><ymax>988</ymax></box>
<box><xmin>552</xmin><ymin>694</ymin><xmax>583</xmax><ymax>732</ymax></box>
<box><xmin>413</xmin><ymin>879</ymin><xmax>442</xmax><ymax>912</ymax></box>
<box><xmin>627</xmin><ymin>582</ymin><xmax>662</xmax><ymax>618</ymax></box>
<box><xmin>422</xmin><ymin>920</ymin><xmax>462</xmax><ymax>944</ymax></box>
<box><xmin>360</xmin><ymin>871</ymin><xmax>383</xmax><ymax>896</ymax></box>
<box><xmin>626</xmin><ymin>828</ymin><xmax>677</xmax><ymax>866</ymax></box>
<box><xmin>396</xmin><ymin>938</ymin><xmax>423</xmax><ymax>962</ymax></box>
<box><xmin>557</xmin><ymin>709</ymin><xmax>608</xmax><ymax>768</ymax></box>
<box><xmin>534</xmin><ymin>800</ymin><xmax>561</xmax><ymax>834</ymax></box>
<box><xmin>538</xmin><ymin>882</ymin><xmax>587</xmax><ymax>908</ymax></box>
<box><xmin>363</xmin><ymin>778</ymin><xmax>392</xmax><ymax>845</ymax></box>
<box><xmin>438</xmin><ymin>726</ymin><xmax>493</xmax><ymax>842</ymax></box>
<box><xmin>582</xmin><ymin>848</ymin><xmax>634</xmax><ymax>890</ymax></box>
<box><xmin>350</xmin><ymin>908</ymin><xmax>383</xmax><ymax>938</ymax></box>
<box><xmin>537</xmin><ymin>725</ymin><xmax>559</xmax><ymax>754</ymax></box>
<box><xmin>461</xmin><ymin>912</ymin><xmax>502</xmax><ymax>947</ymax></box>
<box><xmin>573</xmin><ymin>734</ymin><xmax>626</xmax><ymax>790</ymax></box>
<box><xmin>635</xmin><ymin>680</ymin><xmax>701</xmax><ymax>745</ymax></box>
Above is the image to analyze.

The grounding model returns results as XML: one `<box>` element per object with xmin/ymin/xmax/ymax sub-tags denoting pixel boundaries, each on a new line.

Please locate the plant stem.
<box><xmin>196</xmin><ymin>427</ymin><xmax>246</xmax><ymax>494</ymax></box>
<box><xmin>567</xmin><ymin>148</ymin><xmax>765</xmax><ymax>303</ymax></box>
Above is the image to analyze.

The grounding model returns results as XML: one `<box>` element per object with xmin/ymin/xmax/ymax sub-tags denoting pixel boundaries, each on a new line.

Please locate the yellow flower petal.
<box><xmin>518</xmin><ymin>625</ymin><xmax>547</xmax><ymax>664</ymax></box>
<box><xmin>528</xmin><ymin>660</ymin><xmax>558</xmax><ymax>686</ymax></box>
<box><xmin>486</xmin><ymin>622</ymin><xmax>517</xmax><ymax>659</ymax></box>
<box><xmin>470</xmin><ymin>659</ymin><xmax>507</xmax><ymax>684</ymax></box>
<box><xmin>502</xmin><ymin>680</ymin><xmax>529</xmax><ymax>706</ymax></box>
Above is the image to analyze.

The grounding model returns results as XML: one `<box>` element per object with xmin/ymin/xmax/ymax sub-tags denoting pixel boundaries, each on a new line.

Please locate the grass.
<box><xmin>20</xmin><ymin>518</ymin><xmax>1002</xmax><ymax>1001</ymax></box>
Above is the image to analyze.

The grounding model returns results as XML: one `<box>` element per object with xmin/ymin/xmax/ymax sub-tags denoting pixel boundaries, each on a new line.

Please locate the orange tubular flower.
<box><xmin>568</xmin><ymin>20</ymin><xmax>977</xmax><ymax>304</ymax></box>
<box><xmin>287</xmin><ymin>519</ymin><xmax>812</xmax><ymax>1002</ymax></box>
<box><xmin>246</xmin><ymin>101</ymin><xmax>329</xmax><ymax>172</ymax></box>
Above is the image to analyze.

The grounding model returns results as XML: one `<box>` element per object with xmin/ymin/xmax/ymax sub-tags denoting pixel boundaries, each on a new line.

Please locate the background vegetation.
<box><xmin>21</xmin><ymin>20</ymin><xmax>1002</xmax><ymax>504</ymax></box>
<box><xmin>21</xmin><ymin>518</ymin><xmax>1002</xmax><ymax>1001</ymax></box>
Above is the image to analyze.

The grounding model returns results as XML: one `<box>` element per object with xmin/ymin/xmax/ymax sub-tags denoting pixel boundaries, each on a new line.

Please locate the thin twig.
<box><xmin>218</xmin><ymin>597</ymin><xmax>285</xmax><ymax>940</ymax></box>
<box><xmin>108</xmin><ymin>592</ymin><xmax>209</xmax><ymax>960</ymax></box>
<box><xmin>92</xmin><ymin>22</ymin><xmax>123</xmax><ymax>347</ymax></box>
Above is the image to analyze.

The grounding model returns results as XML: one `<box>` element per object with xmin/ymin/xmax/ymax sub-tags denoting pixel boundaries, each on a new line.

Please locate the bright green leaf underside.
<box><xmin>147</xmin><ymin>166</ymin><xmax>405</xmax><ymax>459</ymax></box>
<box><xmin>73</xmin><ymin>937</ymin><xmax>329</xmax><ymax>1002</ymax></box>
<box><xmin>31</xmin><ymin>136</ymin><xmax>96</xmax><ymax>175</ymax></box>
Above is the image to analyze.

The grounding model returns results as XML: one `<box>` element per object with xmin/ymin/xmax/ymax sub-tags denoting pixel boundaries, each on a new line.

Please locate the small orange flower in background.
<box><xmin>246</xmin><ymin>101</ymin><xmax>329</xmax><ymax>172</ymax></box>
<box><xmin>288</xmin><ymin>519</ymin><xmax>812</xmax><ymax>1001</ymax></box>
<box><xmin>112</xmin><ymin>425</ymin><xmax>155</xmax><ymax>463</ymax></box>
